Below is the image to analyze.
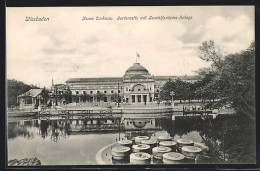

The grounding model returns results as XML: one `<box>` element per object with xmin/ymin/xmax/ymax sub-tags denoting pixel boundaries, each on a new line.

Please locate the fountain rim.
<box><xmin>112</xmin><ymin>146</ymin><xmax>131</xmax><ymax>152</ymax></box>
<box><xmin>152</xmin><ymin>146</ymin><xmax>171</xmax><ymax>152</ymax></box>
<box><xmin>177</xmin><ymin>139</ymin><xmax>194</xmax><ymax>144</ymax></box>
<box><xmin>159</xmin><ymin>141</ymin><xmax>177</xmax><ymax>146</ymax></box>
<box><xmin>132</xmin><ymin>144</ymin><xmax>150</xmax><ymax>149</ymax></box>
<box><xmin>130</xmin><ymin>152</ymin><xmax>151</xmax><ymax>160</ymax></box>
<box><xmin>163</xmin><ymin>152</ymin><xmax>185</xmax><ymax>160</ymax></box>
<box><xmin>181</xmin><ymin>146</ymin><xmax>202</xmax><ymax>153</ymax></box>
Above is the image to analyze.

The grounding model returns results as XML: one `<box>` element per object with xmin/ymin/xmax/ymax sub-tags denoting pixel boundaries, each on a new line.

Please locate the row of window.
<box><xmin>75</xmin><ymin>90</ymin><xmax>120</xmax><ymax>95</ymax></box>
<box><xmin>75</xmin><ymin>88</ymin><xmax>157</xmax><ymax>95</ymax></box>
<box><xmin>72</xmin><ymin>95</ymin><xmax>121</xmax><ymax>103</ymax></box>
<box><xmin>125</xmin><ymin>87</ymin><xmax>152</xmax><ymax>91</ymax></box>
<box><xmin>69</xmin><ymin>85</ymin><xmax>122</xmax><ymax>89</ymax></box>
<box><xmin>126</xmin><ymin>120</ymin><xmax>153</xmax><ymax>125</ymax></box>
<box><xmin>74</xmin><ymin>87</ymin><xmax>159</xmax><ymax>95</ymax></box>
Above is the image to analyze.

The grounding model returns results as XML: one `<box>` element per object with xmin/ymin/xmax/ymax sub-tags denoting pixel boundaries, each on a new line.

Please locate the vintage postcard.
<box><xmin>6</xmin><ymin>6</ymin><xmax>255</xmax><ymax>166</ymax></box>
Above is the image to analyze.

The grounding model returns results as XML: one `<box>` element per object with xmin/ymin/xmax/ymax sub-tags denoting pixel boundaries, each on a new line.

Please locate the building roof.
<box><xmin>66</xmin><ymin>62</ymin><xmax>201</xmax><ymax>84</ymax></box>
<box><xmin>154</xmin><ymin>75</ymin><xmax>201</xmax><ymax>81</ymax></box>
<box><xmin>18</xmin><ymin>89</ymin><xmax>43</xmax><ymax>97</ymax></box>
<box><xmin>66</xmin><ymin>77</ymin><xmax>123</xmax><ymax>83</ymax></box>
<box><xmin>65</xmin><ymin>75</ymin><xmax>201</xmax><ymax>84</ymax></box>
<box><xmin>125</xmin><ymin>63</ymin><xmax>149</xmax><ymax>75</ymax></box>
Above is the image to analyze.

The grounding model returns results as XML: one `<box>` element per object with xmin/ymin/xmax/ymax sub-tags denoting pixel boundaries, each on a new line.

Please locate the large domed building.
<box><xmin>65</xmin><ymin>62</ymin><xmax>200</xmax><ymax>105</ymax></box>
<box><xmin>124</xmin><ymin>63</ymin><xmax>150</xmax><ymax>75</ymax></box>
<box><xmin>123</xmin><ymin>63</ymin><xmax>154</xmax><ymax>104</ymax></box>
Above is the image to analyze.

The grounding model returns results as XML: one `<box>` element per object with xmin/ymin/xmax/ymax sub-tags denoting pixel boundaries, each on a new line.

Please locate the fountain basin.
<box><xmin>135</xmin><ymin>136</ymin><xmax>150</xmax><ymax>144</ymax></box>
<box><xmin>163</xmin><ymin>152</ymin><xmax>185</xmax><ymax>164</ymax></box>
<box><xmin>112</xmin><ymin>146</ymin><xmax>131</xmax><ymax>160</ymax></box>
<box><xmin>118</xmin><ymin>139</ymin><xmax>133</xmax><ymax>148</ymax></box>
<box><xmin>157</xmin><ymin>136</ymin><xmax>172</xmax><ymax>143</ymax></box>
<box><xmin>152</xmin><ymin>146</ymin><xmax>171</xmax><ymax>157</ymax></box>
<box><xmin>141</xmin><ymin>139</ymin><xmax>157</xmax><ymax>149</ymax></box>
<box><xmin>153</xmin><ymin>155</ymin><xmax>163</xmax><ymax>164</ymax></box>
<box><xmin>181</xmin><ymin>146</ymin><xmax>202</xmax><ymax>159</ymax></box>
<box><xmin>177</xmin><ymin>139</ymin><xmax>194</xmax><ymax>147</ymax></box>
<box><xmin>130</xmin><ymin>152</ymin><xmax>151</xmax><ymax>164</ymax></box>
<box><xmin>159</xmin><ymin>141</ymin><xmax>177</xmax><ymax>152</ymax></box>
<box><xmin>132</xmin><ymin>144</ymin><xmax>150</xmax><ymax>153</ymax></box>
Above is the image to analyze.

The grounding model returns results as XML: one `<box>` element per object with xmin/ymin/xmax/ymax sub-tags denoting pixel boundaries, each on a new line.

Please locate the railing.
<box><xmin>183</xmin><ymin>110</ymin><xmax>212</xmax><ymax>116</ymax></box>
<box><xmin>55</xmin><ymin>109</ymin><xmax>123</xmax><ymax>115</ymax></box>
<box><xmin>40</xmin><ymin>110</ymin><xmax>51</xmax><ymax>115</ymax></box>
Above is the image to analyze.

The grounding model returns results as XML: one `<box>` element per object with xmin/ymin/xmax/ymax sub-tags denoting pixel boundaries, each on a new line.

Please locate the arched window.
<box><xmin>132</xmin><ymin>84</ymin><xmax>145</xmax><ymax>92</ymax></box>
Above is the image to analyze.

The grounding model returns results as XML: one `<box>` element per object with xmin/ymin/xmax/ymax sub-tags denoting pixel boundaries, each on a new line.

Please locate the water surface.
<box><xmin>8</xmin><ymin>113</ymin><xmax>255</xmax><ymax>165</ymax></box>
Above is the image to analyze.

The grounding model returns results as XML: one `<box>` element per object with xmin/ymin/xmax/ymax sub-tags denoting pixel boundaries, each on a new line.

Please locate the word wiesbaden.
<box><xmin>25</xmin><ymin>16</ymin><xmax>50</xmax><ymax>21</ymax></box>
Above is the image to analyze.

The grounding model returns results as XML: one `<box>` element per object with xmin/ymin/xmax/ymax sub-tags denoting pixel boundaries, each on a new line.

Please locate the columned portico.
<box><xmin>129</xmin><ymin>93</ymin><xmax>149</xmax><ymax>104</ymax></box>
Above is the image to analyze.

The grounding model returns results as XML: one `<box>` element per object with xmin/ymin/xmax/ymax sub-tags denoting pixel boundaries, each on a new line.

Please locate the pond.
<box><xmin>7</xmin><ymin>113</ymin><xmax>255</xmax><ymax>165</ymax></box>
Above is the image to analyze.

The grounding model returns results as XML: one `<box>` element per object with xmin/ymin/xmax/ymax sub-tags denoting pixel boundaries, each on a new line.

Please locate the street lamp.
<box><xmin>37</xmin><ymin>95</ymin><xmax>42</xmax><ymax>112</ymax></box>
<box><xmin>170</xmin><ymin>91</ymin><xmax>175</xmax><ymax>107</ymax></box>
<box><xmin>157</xmin><ymin>80</ymin><xmax>164</xmax><ymax>105</ymax></box>
<box><xmin>117</xmin><ymin>82</ymin><xmax>120</xmax><ymax>107</ymax></box>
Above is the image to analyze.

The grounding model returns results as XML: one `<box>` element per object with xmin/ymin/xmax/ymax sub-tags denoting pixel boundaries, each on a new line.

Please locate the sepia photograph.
<box><xmin>6</xmin><ymin>6</ymin><xmax>255</xmax><ymax>166</ymax></box>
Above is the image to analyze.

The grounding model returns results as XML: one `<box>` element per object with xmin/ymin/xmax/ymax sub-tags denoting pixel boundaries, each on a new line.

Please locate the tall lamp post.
<box><xmin>117</xmin><ymin>82</ymin><xmax>120</xmax><ymax>107</ymax></box>
<box><xmin>121</xmin><ymin>86</ymin><xmax>123</xmax><ymax>103</ymax></box>
<box><xmin>157</xmin><ymin>81</ymin><xmax>164</xmax><ymax>106</ymax></box>
<box><xmin>37</xmin><ymin>95</ymin><xmax>42</xmax><ymax>113</ymax></box>
<box><xmin>170</xmin><ymin>91</ymin><xmax>175</xmax><ymax>107</ymax></box>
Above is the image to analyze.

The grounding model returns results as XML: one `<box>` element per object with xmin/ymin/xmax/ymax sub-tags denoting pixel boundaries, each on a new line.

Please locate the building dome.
<box><xmin>125</xmin><ymin>63</ymin><xmax>149</xmax><ymax>75</ymax></box>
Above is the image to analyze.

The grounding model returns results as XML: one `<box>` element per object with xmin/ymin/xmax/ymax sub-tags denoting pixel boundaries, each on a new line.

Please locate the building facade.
<box><xmin>65</xmin><ymin>63</ymin><xmax>200</xmax><ymax>105</ymax></box>
<box><xmin>17</xmin><ymin>89</ymin><xmax>44</xmax><ymax>110</ymax></box>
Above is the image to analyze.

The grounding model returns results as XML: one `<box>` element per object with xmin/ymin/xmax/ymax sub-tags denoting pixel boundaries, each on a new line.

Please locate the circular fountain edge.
<box><xmin>95</xmin><ymin>142</ymin><xmax>117</xmax><ymax>165</ymax></box>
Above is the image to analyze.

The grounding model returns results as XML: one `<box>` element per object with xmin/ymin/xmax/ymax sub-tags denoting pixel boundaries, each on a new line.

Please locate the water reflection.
<box><xmin>8</xmin><ymin>113</ymin><xmax>255</xmax><ymax>164</ymax></box>
<box><xmin>8</xmin><ymin>115</ymin><xmax>165</xmax><ymax>142</ymax></box>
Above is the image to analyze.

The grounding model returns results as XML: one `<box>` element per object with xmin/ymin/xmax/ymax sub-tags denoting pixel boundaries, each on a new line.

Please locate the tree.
<box><xmin>198</xmin><ymin>40</ymin><xmax>255</xmax><ymax>120</ymax></box>
<box><xmin>218</xmin><ymin>43</ymin><xmax>255</xmax><ymax>120</ymax></box>
<box><xmin>199</xmin><ymin>114</ymin><xmax>255</xmax><ymax>163</ymax></box>
<box><xmin>61</xmin><ymin>87</ymin><xmax>72</xmax><ymax>104</ymax></box>
<box><xmin>96</xmin><ymin>93</ymin><xmax>106</xmax><ymax>104</ymax></box>
<box><xmin>198</xmin><ymin>40</ymin><xmax>223</xmax><ymax>68</ymax></box>
<box><xmin>41</xmin><ymin>88</ymin><xmax>50</xmax><ymax>105</ymax></box>
<box><xmin>169</xmin><ymin>115</ymin><xmax>255</xmax><ymax>163</ymax></box>
<box><xmin>159</xmin><ymin>80</ymin><xmax>174</xmax><ymax>101</ymax></box>
<box><xmin>159</xmin><ymin>78</ymin><xmax>192</xmax><ymax>103</ymax></box>
<box><xmin>110</xmin><ymin>93</ymin><xmax>118</xmax><ymax>102</ymax></box>
<box><xmin>71</xmin><ymin>95</ymin><xmax>79</xmax><ymax>103</ymax></box>
<box><xmin>80</xmin><ymin>94</ymin><xmax>91</xmax><ymax>103</ymax></box>
<box><xmin>194</xmin><ymin>71</ymin><xmax>221</xmax><ymax>102</ymax></box>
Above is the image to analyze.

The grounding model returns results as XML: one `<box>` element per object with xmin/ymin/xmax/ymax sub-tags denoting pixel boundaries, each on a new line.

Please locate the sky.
<box><xmin>6</xmin><ymin>6</ymin><xmax>254</xmax><ymax>88</ymax></box>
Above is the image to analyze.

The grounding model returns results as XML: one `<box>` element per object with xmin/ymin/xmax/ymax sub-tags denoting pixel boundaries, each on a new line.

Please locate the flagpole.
<box><xmin>136</xmin><ymin>52</ymin><xmax>139</xmax><ymax>63</ymax></box>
